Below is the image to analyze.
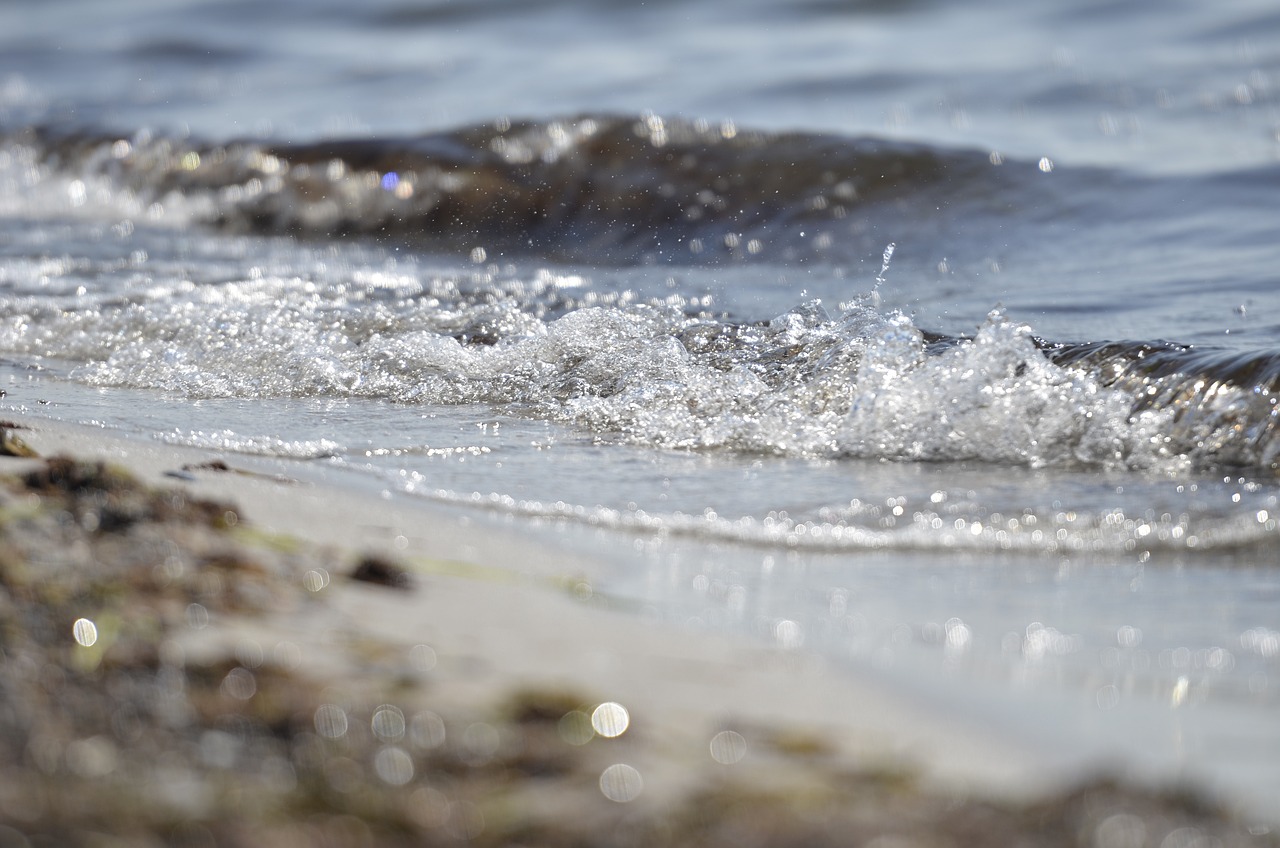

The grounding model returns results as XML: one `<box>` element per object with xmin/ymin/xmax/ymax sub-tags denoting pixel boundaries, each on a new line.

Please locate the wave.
<box><xmin>0</xmin><ymin>263</ymin><xmax>1273</xmax><ymax>474</ymax></box>
<box><xmin>1041</xmin><ymin>339</ymin><xmax>1280</xmax><ymax>471</ymax></box>
<box><xmin>1</xmin><ymin>116</ymin><xmax>1277</xmax><ymax>475</ymax></box>
<box><xmin>5</xmin><ymin>115</ymin><xmax>1028</xmax><ymax>264</ymax></box>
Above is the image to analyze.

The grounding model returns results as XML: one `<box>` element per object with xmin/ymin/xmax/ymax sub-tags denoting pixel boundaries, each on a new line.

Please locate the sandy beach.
<box><xmin>0</xmin><ymin>412</ymin><xmax>1271</xmax><ymax>846</ymax></box>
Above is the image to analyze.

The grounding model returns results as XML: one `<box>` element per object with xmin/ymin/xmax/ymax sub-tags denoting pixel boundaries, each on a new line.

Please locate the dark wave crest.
<box><xmin>1042</xmin><ymin>339</ymin><xmax>1280</xmax><ymax>471</ymax></box>
<box><xmin>14</xmin><ymin>115</ymin><xmax>1024</xmax><ymax>264</ymax></box>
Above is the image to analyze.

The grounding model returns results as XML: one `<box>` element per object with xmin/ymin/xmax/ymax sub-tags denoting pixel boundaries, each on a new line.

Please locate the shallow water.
<box><xmin>2</xmin><ymin>0</ymin><xmax>1279</xmax><ymax>820</ymax></box>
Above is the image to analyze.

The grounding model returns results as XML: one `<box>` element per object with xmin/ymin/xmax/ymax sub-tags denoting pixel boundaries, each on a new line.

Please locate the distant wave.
<box><xmin>9</xmin><ymin>115</ymin><xmax>1026</xmax><ymax>264</ymax></box>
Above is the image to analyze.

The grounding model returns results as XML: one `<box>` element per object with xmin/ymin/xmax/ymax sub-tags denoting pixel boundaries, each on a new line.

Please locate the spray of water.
<box><xmin>874</xmin><ymin>242</ymin><xmax>896</xmax><ymax>287</ymax></box>
<box><xmin>863</xmin><ymin>242</ymin><xmax>895</xmax><ymax>309</ymax></box>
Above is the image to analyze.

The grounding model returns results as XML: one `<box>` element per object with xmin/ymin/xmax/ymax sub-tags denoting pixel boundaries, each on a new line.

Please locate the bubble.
<box><xmin>709</xmin><ymin>730</ymin><xmax>747</xmax><ymax>765</ymax></box>
<box><xmin>591</xmin><ymin>702</ymin><xmax>630</xmax><ymax>738</ymax></box>
<box><xmin>599</xmin><ymin>763</ymin><xmax>644</xmax><ymax>802</ymax></box>
<box><xmin>72</xmin><ymin>617</ymin><xmax>98</xmax><ymax>647</ymax></box>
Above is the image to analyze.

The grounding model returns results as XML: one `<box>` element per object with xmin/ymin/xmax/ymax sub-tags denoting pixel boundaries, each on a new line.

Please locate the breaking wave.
<box><xmin>0</xmin><ymin>116</ymin><xmax>1276</xmax><ymax>475</ymax></box>
<box><xmin>0</xmin><ymin>264</ymin><xmax>1274</xmax><ymax>474</ymax></box>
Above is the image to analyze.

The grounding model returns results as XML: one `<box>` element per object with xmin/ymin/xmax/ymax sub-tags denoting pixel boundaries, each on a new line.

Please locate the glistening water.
<box><xmin>1</xmin><ymin>0</ymin><xmax>1279</xmax><ymax>818</ymax></box>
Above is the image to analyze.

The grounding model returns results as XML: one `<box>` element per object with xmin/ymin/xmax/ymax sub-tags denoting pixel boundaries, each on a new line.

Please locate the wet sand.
<box><xmin>0</xmin><ymin>415</ymin><xmax>1273</xmax><ymax>846</ymax></box>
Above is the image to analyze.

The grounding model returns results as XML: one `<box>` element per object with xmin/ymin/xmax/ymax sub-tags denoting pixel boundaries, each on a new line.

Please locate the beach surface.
<box><xmin>0</xmin><ymin>413</ymin><xmax>1273</xmax><ymax>845</ymax></box>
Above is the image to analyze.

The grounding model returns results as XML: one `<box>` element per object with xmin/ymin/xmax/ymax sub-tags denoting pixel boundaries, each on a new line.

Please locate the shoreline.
<box><xmin>0</xmin><ymin>413</ymin><xmax>1273</xmax><ymax>844</ymax></box>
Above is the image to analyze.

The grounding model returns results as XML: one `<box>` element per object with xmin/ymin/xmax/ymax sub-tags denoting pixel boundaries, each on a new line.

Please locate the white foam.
<box><xmin>156</xmin><ymin>428</ymin><xmax>341</xmax><ymax>459</ymax></box>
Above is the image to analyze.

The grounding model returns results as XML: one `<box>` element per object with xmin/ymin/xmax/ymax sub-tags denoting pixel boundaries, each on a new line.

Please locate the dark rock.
<box><xmin>349</xmin><ymin>555</ymin><xmax>414</xmax><ymax>590</ymax></box>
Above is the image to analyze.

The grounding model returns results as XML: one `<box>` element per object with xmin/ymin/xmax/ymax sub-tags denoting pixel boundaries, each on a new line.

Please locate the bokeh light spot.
<box><xmin>372</xmin><ymin>705</ymin><xmax>406</xmax><ymax>741</ymax></box>
<box><xmin>599</xmin><ymin>763</ymin><xmax>643</xmax><ymax>802</ymax></box>
<box><xmin>709</xmin><ymin>730</ymin><xmax>747</xmax><ymax>764</ymax></box>
<box><xmin>1094</xmin><ymin>812</ymin><xmax>1146</xmax><ymax>848</ymax></box>
<box><xmin>558</xmin><ymin>710</ymin><xmax>594</xmax><ymax>746</ymax></box>
<box><xmin>591</xmin><ymin>702</ymin><xmax>630</xmax><ymax>738</ymax></box>
<box><xmin>72</xmin><ymin>617</ymin><xmax>98</xmax><ymax>647</ymax></box>
<box><xmin>410</xmin><ymin>710</ymin><xmax>446</xmax><ymax>750</ymax></box>
<box><xmin>314</xmin><ymin>703</ymin><xmax>349</xmax><ymax>739</ymax></box>
<box><xmin>374</xmin><ymin>746</ymin><xmax>414</xmax><ymax>786</ymax></box>
<box><xmin>221</xmin><ymin>667</ymin><xmax>256</xmax><ymax>701</ymax></box>
<box><xmin>461</xmin><ymin>722</ymin><xmax>500</xmax><ymax>765</ymax></box>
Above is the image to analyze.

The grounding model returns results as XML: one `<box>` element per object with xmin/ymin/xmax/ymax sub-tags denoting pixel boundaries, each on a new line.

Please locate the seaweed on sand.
<box><xmin>0</xmin><ymin>456</ymin><xmax>1273</xmax><ymax>846</ymax></box>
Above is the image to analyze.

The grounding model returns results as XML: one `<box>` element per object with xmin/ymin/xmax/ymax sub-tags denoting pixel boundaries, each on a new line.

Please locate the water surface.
<box><xmin>2</xmin><ymin>0</ymin><xmax>1279</xmax><ymax>819</ymax></box>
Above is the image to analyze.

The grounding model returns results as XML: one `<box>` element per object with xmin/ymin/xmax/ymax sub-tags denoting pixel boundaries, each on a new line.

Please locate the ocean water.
<box><xmin>2</xmin><ymin>0</ymin><xmax>1280</xmax><ymax>816</ymax></box>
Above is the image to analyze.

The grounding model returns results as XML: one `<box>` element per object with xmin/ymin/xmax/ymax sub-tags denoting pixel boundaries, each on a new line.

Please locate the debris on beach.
<box><xmin>0</xmin><ymin>454</ymin><xmax>1272</xmax><ymax>846</ymax></box>
<box><xmin>0</xmin><ymin>424</ymin><xmax>37</xmax><ymax>458</ymax></box>
<box><xmin>350</xmin><ymin>554</ymin><xmax>415</xmax><ymax>590</ymax></box>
